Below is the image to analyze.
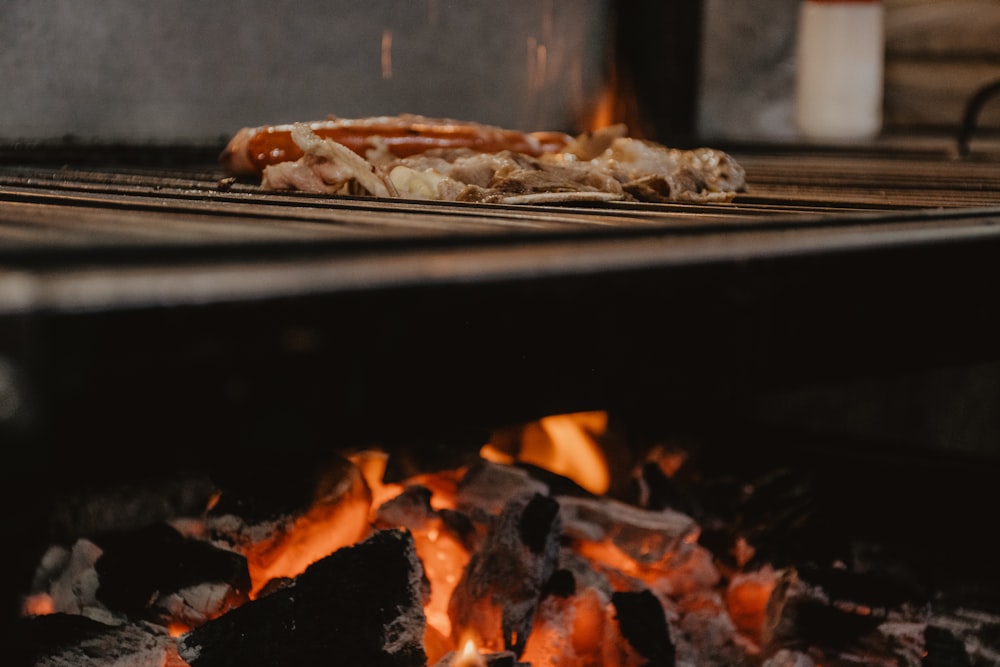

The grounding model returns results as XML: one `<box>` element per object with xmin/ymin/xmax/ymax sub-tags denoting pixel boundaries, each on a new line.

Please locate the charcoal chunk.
<box><xmin>519</xmin><ymin>493</ymin><xmax>560</xmax><ymax>554</ymax></box>
<box><xmin>177</xmin><ymin>528</ymin><xmax>427</xmax><ymax>667</ymax></box>
<box><xmin>762</xmin><ymin>566</ymin><xmax>929</xmax><ymax>665</ymax></box>
<box><xmin>208</xmin><ymin>452</ymin><xmax>358</xmax><ymax>525</ymax></box>
<box><xmin>10</xmin><ymin>613</ymin><xmax>180</xmax><ymax>667</ymax></box>
<box><xmin>93</xmin><ymin>522</ymin><xmax>250</xmax><ymax>620</ymax></box>
<box><xmin>612</xmin><ymin>590</ymin><xmax>676</xmax><ymax>667</ymax></box>
<box><xmin>449</xmin><ymin>492</ymin><xmax>561</xmax><ymax>657</ymax></box>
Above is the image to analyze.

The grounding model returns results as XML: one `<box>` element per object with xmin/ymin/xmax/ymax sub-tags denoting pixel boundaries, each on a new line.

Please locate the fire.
<box><xmin>352</xmin><ymin>449</ymin><xmax>404</xmax><ymax>509</ymax></box>
<box><xmin>242</xmin><ymin>463</ymin><xmax>374</xmax><ymax>597</ymax></box>
<box><xmin>414</xmin><ymin>522</ymin><xmax>470</xmax><ymax>642</ymax></box>
<box><xmin>485</xmin><ymin>410</ymin><xmax>612</xmax><ymax>496</ymax></box>
<box><xmin>20</xmin><ymin>409</ymin><xmax>785</xmax><ymax>665</ymax></box>
<box><xmin>454</xmin><ymin>638</ymin><xmax>487</xmax><ymax>667</ymax></box>
<box><xmin>588</xmin><ymin>81</ymin><xmax>619</xmax><ymax>132</ymax></box>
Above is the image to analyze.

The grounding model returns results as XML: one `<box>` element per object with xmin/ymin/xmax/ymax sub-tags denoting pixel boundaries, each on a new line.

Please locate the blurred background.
<box><xmin>2</xmin><ymin>0</ymin><xmax>998</xmax><ymax>146</ymax></box>
<box><xmin>699</xmin><ymin>0</ymin><xmax>1000</xmax><ymax>144</ymax></box>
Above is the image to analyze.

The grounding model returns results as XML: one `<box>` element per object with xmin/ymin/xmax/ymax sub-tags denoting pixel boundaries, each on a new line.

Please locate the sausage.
<box><xmin>219</xmin><ymin>114</ymin><xmax>574</xmax><ymax>177</ymax></box>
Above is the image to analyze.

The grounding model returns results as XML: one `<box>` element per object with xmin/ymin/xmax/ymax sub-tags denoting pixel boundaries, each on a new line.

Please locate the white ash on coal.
<box><xmin>448</xmin><ymin>492</ymin><xmax>562</xmax><ymax>657</ymax></box>
<box><xmin>14</xmin><ymin>613</ymin><xmax>184</xmax><ymax>667</ymax></box>
<box><xmin>22</xmin><ymin>523</ymin><xmax>249</xmax><ymax>630</ymax></box>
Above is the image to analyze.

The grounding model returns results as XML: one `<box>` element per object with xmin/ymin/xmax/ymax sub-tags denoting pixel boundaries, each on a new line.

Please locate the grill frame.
<box><xmin>2</xmin><ymin>145</ymin><xmax>1000</xmax><ymax>452</ymax></box>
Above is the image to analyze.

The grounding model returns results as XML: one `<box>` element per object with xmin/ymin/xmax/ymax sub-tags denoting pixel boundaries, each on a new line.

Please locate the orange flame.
<box><xmin>520</xmin><ymin>411</ymin><xmax>611</xmax><ymax>495</ymax></box>
<box><xmin>243</xmin><ymin>463</ymin><xmax>374</xmax><ymax>597</ymax></box>
<box><xmin>454</xmin><ymin>638</ymin><xmax>487</xmax><ymax>667</ymax></box>
<box><xmin>21</xmin><ymin>593</ymin><xmax>54</xmax><ymax>616</ymax></box>
<box><xmin>587</xmin><ymin>81</ymin><xmax>619</xmax><ymax>131</ymax></box>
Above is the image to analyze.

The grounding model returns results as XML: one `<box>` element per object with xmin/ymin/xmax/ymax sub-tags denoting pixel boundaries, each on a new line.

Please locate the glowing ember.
<box><xmin>21</xmin><ymin>592</ymin><xmax>54</xmax><ymax>616</ymax></box>
<box><xmin>726</xmin><ymin>568</ymin><xmax>778</xmax><ymax>642</ymax></box>
<box><xmin>239</xmin><ymin>470</ymin><xmax>372</xmax><ymax>597</ymax></box>
<box><xmin>512</xmin><ymin>411</ymin><xmax>612</xmax><ymax>496</ymax></box>
<box><xmin>454</xmin><ymin>638</ymin><xmax>486</xmax><ymax>667</ymax></box>
<box><xmin>19</xmin><ymin>410</ymin><xmax>840</xmax><ymax>666</ymax></box>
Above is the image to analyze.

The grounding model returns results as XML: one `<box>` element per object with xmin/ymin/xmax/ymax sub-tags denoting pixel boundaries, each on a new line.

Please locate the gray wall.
<box><xmin>698</xmin><ymin>0</ymin><xmax>800</xmax><ymax>142</ymax></box>
<box><xmin>0</xmin><ymin>0</ymin><xmax>612</xmax><ymax>144</ymax></box>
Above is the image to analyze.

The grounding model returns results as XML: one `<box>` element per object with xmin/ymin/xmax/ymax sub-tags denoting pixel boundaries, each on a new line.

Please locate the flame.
<box><xmin>22</xmin><ymin>420</ymin><xmax>787</xmax><ymax>661</ymax></box>
<box><xmin>414</xmin><ymin>521</ymin><xmax>469</xmax><ymax>642</ymax></box>
<box><xmin>588</xmin><ymin>81</ymin><xmax>619</xmax><ymax>131</ymax></box>
<box><xmin>351</xmin><ymin>449</ymin><xmax>404</xmax><ymax>511</ymax></box>
<box><xmin>520</xmin><ymin>411</ymin><xmax>611</xmax><ymax>495</ymax></box>
<box><xmin>454</xmin><ymin>638</ymin><xmax>486</xmax><ymax>667</ymax></box>
<box><xmin>478</xmin><ymin>444</ymin><xmax>514</xmax><ymax>465</ymax></box>
<box><xmin>246</xmin><ymin>496</ymin><xmax>371</xmax><ymax>597</ymax></box>
<box><xmin>243</xmin><ymin>464</ymin><xmax>374</xmax><ymax>597</ymax></box>
<box><xmin>167</xmin><ymin>621</ymin><xmax>191</xmax><ymax>638</ymax></box>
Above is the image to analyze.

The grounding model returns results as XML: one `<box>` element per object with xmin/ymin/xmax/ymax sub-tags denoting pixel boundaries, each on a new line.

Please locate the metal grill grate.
<box><xmin>0</xmin><ymin>145</ymin><xmax>999</xmax><ymax>462</ymax></box>
<box><xmin>1</xmin><ymin>146</ymin><xmax>1000</xmax><ymax>314</ymax></box>
<box><xmin>2</xmin><ymin>147</ymin><xmax>1000</xmax><ymax>251</ymax></box>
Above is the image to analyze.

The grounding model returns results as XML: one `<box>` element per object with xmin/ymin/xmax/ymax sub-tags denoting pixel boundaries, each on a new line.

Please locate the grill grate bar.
<box><xmin>734</xmin><ymin>151</ymin><xmax>1000</xmax><ymax>208</ymax></box>
<box><xmin>2</xmin><ymin>149</ymin><xmax>1000</xmax><ymax>255</ymax></box>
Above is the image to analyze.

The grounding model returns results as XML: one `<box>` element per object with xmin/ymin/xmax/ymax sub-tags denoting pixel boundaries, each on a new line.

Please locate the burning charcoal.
<box><xmin>761</xmin><ymin>566</ymin><xmax>930</xmax><ymax>665</ymax></box>
<box><xmin>206</xmin><ymin>452</ymin><xmax>372</xmax><ymax>593</ymax></box>
<box><xmin>91</xmin><ymin>522</ymin><xmax>249</xmax><ymax>626</ymax></box>
<box><xmin>375</xmin><ymin>483</ymin><xmax>475</xmax><ymax>652</ymax></box>
<box><xmin>513</xmin><ymin>463</ymin><xmax>597</xmax><ymax>500</ymax></box>
<box><xmin>177</xmin><ymin>528</ymin><xmax>428</xmax><ymax>667</ymax></box>
<box><xmin>375</xmin><ymin>484</ymin><xmax>474</xmax><ymax>544</ymax></box>
<box><xmin>376</xmin><ymin>484</ymin><xmax>439</xmax><ymax>529</ymax></box>
<box><xmin>448</xmin><ymin>492</ymin><xmax>561</xmax><ymax>657</ymax></box>
<box><xmin>521</xmin><ymin>559</ymin><xmax>632</xmax><ymax>667</ymax></box>
<box><xmin>431</xmin><ymin>638</ymin><xmax>527</xmax><ymax>667</ymax></box>
<box><xmin>673</xmin><ymin>591</ymin><xmax>758</xmax><ymax>667</ymax></box>
<box><xmin>24</xmin><ymin>540</ymin><xmax>107</xmax><ymax>623</ymax></box>
<box><xmin>556</xmin><ymin>548</ymin><xmax>612</xmax><ymax>593</ymax></box>
<box><xmin>558</xmin><ymin>495</ymin><xmax>697</xmax><ymax>568</ymax></box>
<box><xmin>725</xmin><ymin>566</ymin><xmax>779</xmax><ymax>643</ymax></box>
<box><xmin>454</xmin><ymin>460</ymin><xmax>549</xmax><ymax>520</ymax></box>
<box><xmin>11</xmin><ymin>613</ymin><xmax>182</xmax><ymax>667</ymax></box>
<box><xmin>611</xmin><ymin>590</ymin><xmax>677</xmax><ymax>667</ymax></box>
<box><xmin>523</xmin><ymin>583</ymin><xmax>607</xmax><ymax>667</ymax></box>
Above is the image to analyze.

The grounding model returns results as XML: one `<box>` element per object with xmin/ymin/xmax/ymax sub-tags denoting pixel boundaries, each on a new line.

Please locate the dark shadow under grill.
<box><xmin>1</xmin><ymin>144</ymin><xmax>999</xmax><ymax>447</ymax></box>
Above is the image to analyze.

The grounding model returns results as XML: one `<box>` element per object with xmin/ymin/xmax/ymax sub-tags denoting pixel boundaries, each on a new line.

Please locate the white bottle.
<box><xmin>794</xmin><ymin>0</ymin><xmax>885</xmax><ymax>142</ymax></box>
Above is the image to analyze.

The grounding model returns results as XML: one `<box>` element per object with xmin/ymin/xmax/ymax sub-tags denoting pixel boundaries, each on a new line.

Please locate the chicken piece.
<box><xmin>592</xmin><ymin>138</ymin><xmax>747</xmax><ymax>203</ymax></box>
